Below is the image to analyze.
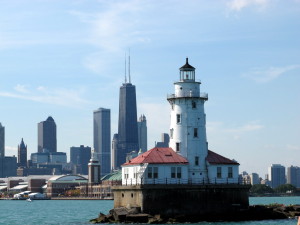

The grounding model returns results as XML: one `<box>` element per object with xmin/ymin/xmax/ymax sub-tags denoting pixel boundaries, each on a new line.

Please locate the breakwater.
<box><xmin>90</xmin><ymin>204</ymin><xmax>300</xmax><ymax>223</ymax></box>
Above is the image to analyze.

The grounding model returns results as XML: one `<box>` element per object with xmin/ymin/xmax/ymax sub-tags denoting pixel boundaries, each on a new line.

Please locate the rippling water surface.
<box><xmin>0</xmin><ymin>197</ymin><xmax>299</xmax><ymax>225</ymax></box>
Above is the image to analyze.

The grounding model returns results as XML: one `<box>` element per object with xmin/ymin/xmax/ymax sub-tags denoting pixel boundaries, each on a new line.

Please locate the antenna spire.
<box><xmin>125</xmin><ymin>52</ymin><xmax>127</xmax><ymax>83</ymax></box>
<box><xmin>128</xmin><ymin>48</ymin><xmax>131</xmax><ymax>83</ymax></box>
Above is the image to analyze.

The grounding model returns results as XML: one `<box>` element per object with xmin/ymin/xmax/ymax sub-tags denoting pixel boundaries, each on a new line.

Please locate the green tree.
<box><xmin>250</xmin><ymin>184</ymin><xmax>274</xmax><ymax>194</ymax></box>
<box><xmin>274</xmin><ymin>184</ymin><xmax>297</xmax><ymax>193</ymax></box>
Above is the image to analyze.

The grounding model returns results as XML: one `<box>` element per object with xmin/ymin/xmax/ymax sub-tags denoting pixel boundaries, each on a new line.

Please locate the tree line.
<box><xmin>250</xmin><ymin>184</ymin><xmax>298</xmax><ymax>195</ymax></box>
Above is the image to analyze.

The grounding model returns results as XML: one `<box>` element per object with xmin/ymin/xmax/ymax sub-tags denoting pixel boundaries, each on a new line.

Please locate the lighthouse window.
<box><xmin>176</xmin><ymin>142</ymin><xmax>180</xmax><ymax>152</ymax></box>
<box><xmin>147</xmin><ymin>167</ymin><xmax>153</xmax><ymax>178</ymax></box>
<box><xmin>228</xmin><ymin>167</ymin><xmax>233</xmax><ymax>178</ymax></box>
<box><xmin>195</xmin><ymin>156</ymin><xmax>199</xmax><ymax>166</ymax></box>
<box><xmin>124</xmin><ymin>168</ymin><xmax>129</xmax><ymax>179</ymax></box>
<box><xmin>153</xmin><ymin>167</ymin><xmax>158</xmax><ymax>178</ymax></box>
<box><xmin>170</xmin><ymin>129</ymin><xmax>174</xmax><ymax>139</ymax></box>
<box><xmin>176</xmin><ymin>114</ymin><xmax>181</xmax><ymax>123</ymax></box>
<box><xmin>177</xmin><ymin>167</ymin><xmax>182</xmax><ymax>178</ymax></box>
<box><xmin>171</xmin><ymin>167</ymin><xmax>176</xmax><ymax>178</ymax></box>
<box><xmin>217</xmin><ymin>167</ymin><xmax>222</xmax><ymax>178</ymax></box>
<box><xmin>193</xmin><ymin>128</ymin><xmax>198</xmax><ymax>138</ymax></box>
<box><xmin>192</xmin><ymin>101</ymin><xmax>196</xmax><ymax>108</ymax></box>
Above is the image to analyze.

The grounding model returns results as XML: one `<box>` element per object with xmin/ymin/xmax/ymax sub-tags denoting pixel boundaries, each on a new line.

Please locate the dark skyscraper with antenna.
<box><xmin>112</xmin><ymin>54</ymin><xmax>139</xmax><ymax>169</ymax></box>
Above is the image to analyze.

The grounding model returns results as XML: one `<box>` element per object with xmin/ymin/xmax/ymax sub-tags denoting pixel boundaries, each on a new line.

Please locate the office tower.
<box><xmin>70</xmin><ymin>145</ymin><xmax>91</xmax><ymax>175</ymax></box>
<box><xmin>249</xmin><ymin>173</ymin><xmax>260</xmax><ymax>185</ymax></box>
<box><xmin>0</xmin><ymin>156</ymin><xmax>17</xmax><ymax>177</ymax></box>
<box><xmin>38</xmin><ymin>116</ymin><xmax>57</xmax><ymax>153</ymax></box>
<box><xmin>137</xmin><ymin>114</ymin><xmax>147</xmax><ymax>152</ymax></box>
<box><xmin>268</xmin><ymin>164</ymin><xmax>286</xmax><ymax>188</ymax></box>
<box><xmin>18</xmin><ymin>138</ymin><xmax>27</xmax><ymax>167</ymax></box>
<box><xmin>93</xmin><ymin>108</ymin><xmax>111</xmax><ymax>177</ymax></box>
<box><xmin>0</xmin><ymin>123</ymin><xmax>4</xmax><ymax>157</ymax></box>
<box><xmin>114</xmin><ymin>82</ymin><xmax>139</xmax><ymax>169</ymax></box>
<box><xmin>287</xmin><ymin>166</ymin><xmax>300</xmax><ymax>188</ymax></box>
<box><xmin>155</xmin><ymin>133</ymin><xmax>170</xmax><ymax>148</ymax></box>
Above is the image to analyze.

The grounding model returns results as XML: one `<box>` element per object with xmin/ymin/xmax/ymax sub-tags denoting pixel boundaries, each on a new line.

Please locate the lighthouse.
<box><xmin>88</xmin><ymin>149</ymin><xmax>101</xmax><ymax>184</ymax></box>
<box><xmin>168</xmin><ymin>58</ymin><xmax>209</xmax><ymax>181</ymax></box>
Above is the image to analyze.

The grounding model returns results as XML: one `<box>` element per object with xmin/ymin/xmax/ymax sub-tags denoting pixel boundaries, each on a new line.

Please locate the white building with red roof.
<box><xmin>122</xmin><ymin>58</ymin><xmax>240</xmax><ymax>185</ymax></box>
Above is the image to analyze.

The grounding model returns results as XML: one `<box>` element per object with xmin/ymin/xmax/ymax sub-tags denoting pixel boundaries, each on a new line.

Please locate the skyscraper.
<box><xmin>112</xmin><ymin>54</ymin><xmax>139</xmax><ymax>169</ymax></box>
<box><xmin>70</xmin><ymin>145</ymin><xmax>91</xmax><ymax>175</ymax></box>
<box><xmin>114</xmin><ymin>82</ymin><xmax>139</xmax><ymax>169</ymax></box>
<box><xmin>268</xmin><ymin>164</ymin><xmax>286</xmax><ymax>188</ymax></box>
<box><xmin>155</xmin><ymin>133</ymin><xmax>170</xmax><ymax>148</ymax></box>
<box><xmin>0</xmin><ymin>123</ymin><xmax>4</xmax><ymax>157</ymax></box>
<box><xmin>287</xmin><ymin>166</ymin><xmax>300</xmax><ymax>188</ymax></box>
<box><xmin>137</xmin><ymin>114</ymin><xmax>147</xmax><ymax>152</ymax></box>
<box><xmin>18</xmin><ymin>138</ymin><xmax>27</xmax><ymax>167</ymax></box>
<box><xmin>94</xmin><ymin>108</ymin><xmax>111</xmax><ymax>177</ymax></box>
<box><xmin>38</xmin><ymin>116</ymin><xmax>57</xmax><ymax>153</ymax></box>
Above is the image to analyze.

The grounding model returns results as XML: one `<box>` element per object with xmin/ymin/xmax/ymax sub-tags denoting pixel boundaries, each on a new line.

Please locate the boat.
<box><xmin>26</xmin><ymin>198</ymin><xmax>32</xmax><ymax>202</ymax></box>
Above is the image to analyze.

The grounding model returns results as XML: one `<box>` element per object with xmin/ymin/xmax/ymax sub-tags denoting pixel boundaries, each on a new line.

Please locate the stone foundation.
<box><xmin>112</xmin><ymin>184</ymin><xmax>251</xmax><ymax>216</ymax></box>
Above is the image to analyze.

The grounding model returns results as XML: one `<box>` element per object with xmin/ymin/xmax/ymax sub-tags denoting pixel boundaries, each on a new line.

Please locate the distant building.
<box><xmin>249</xmin><ymin>173</ymin><xmax>260</xmax><ymax>185</ymax></box>
<box><xmin>93</xmin><ymin>108</ymin><xmax>111</xmax><ymax>177</ymax></box>
<box><xmin>18</xmin><ymin>138</ymin><xmax>27</xmax><ymax>167</ymax></box>
<box><xmin>155</xmin><ymin>133</ymin><xmax>170</xmax><ymax>148</ymax></box>
<box><xmin>0</xmin><ymin>123</ymin><xmax>4</xmax><ymax>157</ymax></box>
<box><xmin>49</xmin><ymin>152</ymin><xmax>67</xmax><ymax>164</ymax></box>
<box><xmin>88</xmin><ymin>150</ymin><xmax>101</xmax><ymax>184</ymax></box>
<box><xmin>113</xmin><ymin>71</ymin><xmax>139</xmax><ymax>169</ymax></box>
<box><xmin>287</xmin><ymin>166</ymin><xmax>300</xmax><ymax>188</ymax></box>
<box><xmin>137</xmin><ymin>114</ymin><xmax>147</xmax><ymax>152</ymax></box>
<box><xmin>70</xmin><ymin>145</ymin><xmax>91</xmax><ymax>175</ymax></box>
<box><xmin>268</xmin><ymin>164</ymin><xmax>286</xmax><ymax>188</ymax></box>
<box><xmin>31</xmin><ymin>152</ymin><xmax>49</xmax><ymax>164</ymax></box>
<box><xmin>38</xmin><ymin>116</ymin><xmax>57</xmax><ymax>153</ymax></box>
<box><xmin>111</xmin><ymin>134</ymin><xmax>119</xmax><ymax>171</ymax></box>
<box><xmin>0</xmin><ymin>156</ymin><xmax>17</xmax><ymax>177</ymax></box>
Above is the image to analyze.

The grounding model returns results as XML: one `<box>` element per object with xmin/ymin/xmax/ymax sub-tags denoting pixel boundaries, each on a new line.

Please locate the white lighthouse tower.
<box><xmin>168</xmin><ymin>58</ymin><xmax>209</xmax><ymax>181</ymax></box>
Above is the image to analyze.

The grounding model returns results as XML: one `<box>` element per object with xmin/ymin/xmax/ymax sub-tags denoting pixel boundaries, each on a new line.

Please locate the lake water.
<box><xmin>0</xmin><ymin>197</ymin><xmax>299</xmax><ymax>225</ymax></box>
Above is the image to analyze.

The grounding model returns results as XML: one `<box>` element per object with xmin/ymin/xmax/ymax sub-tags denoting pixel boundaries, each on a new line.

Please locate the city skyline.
<box><xmin>1</xmin><ymin>0</ymin><xmax>299</xmax><ymax>177</ymax></box>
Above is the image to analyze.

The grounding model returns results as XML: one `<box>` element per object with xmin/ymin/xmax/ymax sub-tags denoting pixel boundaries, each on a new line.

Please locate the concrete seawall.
<box><xmin>112</xmin><ymin>184</ymin><xmax>251</xmax><ymax>216</ymax></box>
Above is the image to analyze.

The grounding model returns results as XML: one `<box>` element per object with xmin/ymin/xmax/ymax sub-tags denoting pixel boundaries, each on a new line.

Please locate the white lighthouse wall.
<box><xmin>122</xmin><ymin>163</ymin><xmax>189</xmax><ymax>185</ymax></box>
<box><xmin>207</xmin><ymin>164</ymin><xmax>239</xmax><ymax>184</ymax></box>
<box><xmin>169</xmin><ymin>81</ymin><xmax>208</xmax><ymax>181</ymax></box>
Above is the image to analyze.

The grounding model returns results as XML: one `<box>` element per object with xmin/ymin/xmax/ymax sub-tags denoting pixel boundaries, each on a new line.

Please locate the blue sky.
<box><xmin>0</xmin><ymin>0</ymin><xmax>299</xmax><ymax>177</ymax></box>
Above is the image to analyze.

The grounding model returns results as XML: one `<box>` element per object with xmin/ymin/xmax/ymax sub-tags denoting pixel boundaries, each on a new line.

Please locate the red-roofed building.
<box><xmin>122</xmin><ymin>147</ymin><xmax>189</xmax><ymax>185</ymax></box>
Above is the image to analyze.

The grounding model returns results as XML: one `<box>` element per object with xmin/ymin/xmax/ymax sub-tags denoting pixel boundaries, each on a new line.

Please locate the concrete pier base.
<box><xmin>112</xmin><ymin>184</ymin><xmax>251</xmax><ymax>217</ymax></box>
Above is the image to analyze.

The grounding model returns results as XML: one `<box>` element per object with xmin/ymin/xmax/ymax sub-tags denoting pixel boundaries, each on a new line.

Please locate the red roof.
<box><xmin>123</xmin><ymin>147</ymin><xmax>188</xmax><ymax>166</ymax></box>
<box><xmin>206</xmin><ymin>150</ymin><xmax>239</xmax><ymax>165</ymax></box>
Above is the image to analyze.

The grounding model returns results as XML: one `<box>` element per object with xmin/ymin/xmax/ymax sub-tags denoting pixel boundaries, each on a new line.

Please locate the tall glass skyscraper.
<box><xmin>113</xmin><ymin>82</ymin><xmax>139</xmax><ymax>169</ymax></box>
<box><xmin>0</xmin><ymin>123</ymin><xmax>4</xmax><ymax>157</ymax></box>
<box><xmin>93</xmin><ymin>108</ymin><xmax>111</xmax><ymax>177</ymax></box>
<box><xmin>38</xmin><ymin>116</ymin><xmax>57</xmax><ymax>153</ymax></box>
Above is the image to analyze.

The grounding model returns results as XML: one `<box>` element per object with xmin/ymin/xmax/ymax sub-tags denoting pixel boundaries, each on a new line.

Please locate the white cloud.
<box><xmin>226</xmin><ymin>121</ymin><xmax>264</xmax><ymax>132</ymax></box>
<box><xmin>227</xmin><ymin>0</ymin><xmax>269</xmax><ymax>11</ymax></box>
<box><xmin>286</xmin><ymin>144</ymin><xmax>300</xmax><ymax>151</ymax></box>
<box><xmin>207</xmin><ymin>120</ymin><xmax>264</xmax><ymax>141</ymax></box>
<box><xmin>14</xmin><ymin>84</ymin><xmax>29</xmax><ymax>93</ymax></box>
<box><xmin>243</xmin><ymin>65</ymin><xmax>300</xmax><ymax>83</ymax></box>
<box><xmin>0</xmin><ymin>86</ymin><xmax>90</xmax><ymax>107</ymax></box>
<box><xmin>5</xmin><ymin>146</ymin><xmax>18</xmax><ymax>156</ymax></box>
